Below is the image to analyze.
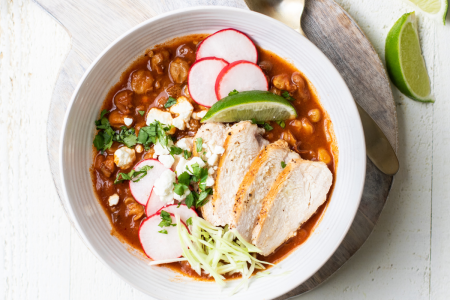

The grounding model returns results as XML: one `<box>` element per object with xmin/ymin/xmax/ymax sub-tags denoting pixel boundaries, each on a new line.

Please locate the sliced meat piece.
<box><xmin>191</xmin><ymin>123</ymin><xmax>228</xmax><ymax>225</ymax></box>
<box><xmin>230</xmin><ymin>140</ymin><xmax>300</xmax><ymax>242</ymax></box>
<box><xmin>209</xmin><ymin>121</ymin><xmax>269</xmax><ymax>226</ymax></box>
<box><xmin>252</xmin><ymin>159</ymin><xmax>333</xmax><ymax>256</ymax></box>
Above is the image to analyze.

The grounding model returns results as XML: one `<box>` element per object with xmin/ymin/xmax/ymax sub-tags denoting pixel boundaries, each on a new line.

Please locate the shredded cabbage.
<box><xmin>174</xmin><ymin>214</ymin><xmax>273</xmax><ymax>291</ymax></box>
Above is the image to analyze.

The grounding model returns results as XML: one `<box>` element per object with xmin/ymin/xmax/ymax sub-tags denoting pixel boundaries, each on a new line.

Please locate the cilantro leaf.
<box><xmin>281</xmin><ymin>91</ymin><xmax>295</xmax><ymax>101</ymax></box>
<box><xmin>251</xmin><ymin>118</ymin><xmax>264</xmax><ymax>125</ymax></box>
<box><xmin>158</xmin><ymin>210</ymin><xmax>176</xmax><ymax>228</ymax></box>
<box><xmin>186</xmin><ymin>217</ymin><xmax>193</xmax><ymax>226</ymax></box>
<box><xmin>281</xmin><ymin>161</ymin><xmax>287</xmax><ymax>168</ymax></box>
<box><xmin>93</xmin><ymin>110</ymin><xmax>115</xmax><ymax>152</ymax></box>
<box><xmin>138</xmin><ymin>110</ymin><xmax>145</xmax><ymax>116</ymax></box>
<box><xmin>114</xmin><ymin>126</ymin><xmax>138</xmax><ymax>148</ymax></box>
<box><xmin>158</xmin><ymin>229</ymin><xmax>168</xmax><ymax>234</ymax></box>
<box><xmin>263</xmin><ymin>123</ymin><xmax>273</xmax><ymax>131</ymax></box>
<box><xmin>114</xmin><ymin>165</ymin><xmax>153</xmax><ymax>184</ymax></box>
<box><xmin>185</xmin><ymin>192</ymin><xmax>196</xmax><ymax>209</ymax></box>
<box><xmin>164</xmin><ymin>97</ymin><xmax>177</xmax><ymax>108</ymax></box>
<box><xmin>137</xmin><ymin>121</ymin><xmax>171</xmax><ymax>150</ymax></box>
<box><xmin>177</xmin><ymin>172</ymin><xmax>191</xmax><ymax>186</ymax></box>
<box><xmin>170</xmin><ymin>146</ymin><xmax>183</xmax><ymax>156</ymax></box>
<box><xmin>196</xmin><ymin>138</ymin><xmax>203</xmax><ymax>152</ymax></box>
<box><xmin>183</xmin><ymin>150</ymin><xmax>191</xmax><ymax>159</ymax></box>
<box><xmin>173</xmin><ymin>183</ymin><xmax>189</xmax><ymax>196</ymax></box>
<box><xmin>228</xmin><ymin>89</ymin><xmax>239</xmax><ymax>96</ymax></box>
<box><xmin>276</xmin><ymin>120</ymin><xmax>286</xmax><ymax>128</ymax></box>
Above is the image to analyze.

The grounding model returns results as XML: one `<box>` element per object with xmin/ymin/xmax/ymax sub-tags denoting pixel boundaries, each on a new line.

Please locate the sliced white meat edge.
<box><xmin>230</xmin><ymin>140</ymin><xmax>300</xmax><ymax>242</ymax></box>
<box><xmin>252</xmin><ymin>159</ymin><xmax>333</xmax><ymax>256</ymax></box>
<box><xmin>209</xmin><ymin>121</ymin><xmax>269</xmax><ymax>226</ymax></box>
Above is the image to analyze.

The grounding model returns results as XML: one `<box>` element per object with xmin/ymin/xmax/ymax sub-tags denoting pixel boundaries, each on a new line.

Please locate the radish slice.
<box><xmin>129</xmin><ymin>159</ymin><xmax>168</xmax><ymax>205</ymax></box>
<box><xmin>188</xmin><ymin>57</ymin><xmax>229</xmax><ymax>107</ymax></box>
<box><xmin>145</xmin><ymin>188</ymin><xmax>170</xmax><ymax>216</ymax></box>
<box><xmin>215</xmin><ymin>60</ymin><xmax>268</xmax><ymax>100</ymax></box>
<box><xmin>139</xmin><ymin>212</ymin><xmax>187</xmax><ymax>260</ymax></box>
<box><xmin>196</xmin><ymin>28</ymin><xmax>258</xmax><ymax>64</ymax></box>
<box><xmin>157</xmin><ymin>204</ymin><xmax>198</xmax><ymax>224</ymax></box>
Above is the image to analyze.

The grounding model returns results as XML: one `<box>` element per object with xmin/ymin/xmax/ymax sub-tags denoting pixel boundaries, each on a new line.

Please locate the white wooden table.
<box><xmin>1</xmin><ymin>0</ymin><xmax>449</xmax><ymax>299</ymax></box>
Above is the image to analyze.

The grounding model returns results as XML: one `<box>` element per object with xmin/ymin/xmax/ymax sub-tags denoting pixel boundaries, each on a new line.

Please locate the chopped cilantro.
<box><xmin>158</xmin><ymin>229</ymin><xmax>168</xmax><ymax>234</ymax></box>
<box><xmin>228</xmin><ymin>89</ymin><xmax>239</xmax><ymax>96</ymax></box>
<box><xmin>177</xmin><ymin>172</ymin><xmax>191</xmax><ymax>186</ymax></box>
<box><xmin>138</xmin><ymin>110</ymin><xmax>145</xmax><ymax>116</ymax></box>
<box><xmin>114</xmin><ymin>165</ymin><xmax>153</xmax><ymax>184</ymax></box>
<box><xmin>263</xmin><ymin>123</ymin><xmax>273</xmax><ymax>131</ymax></box>
<box><xmin>177</xmin><ymin>202</ymin><xmax>181</xmax><ymax>208</ymax></box>
<box><xmin>276</xmin><ymin>121</ymin><xmax>286</xmax><ymax>128</ymax></box>
<box><xmin>281</xmin><ymin>161</ymin><xmax>287</xmax><ymax>168</ymax></box>
<box><xmin>114</xmin><ymin>126</ymin><xmax>138</xmax><ymax>148</ymax></box>
<box><xmin>170</xmin><ymin>146</ymin><xmax>183</xmax><ymax>156</ymax></box>
<box><xmin>281</xmin><ymin>91</ymin><xmax>295</xmax><ymax>101</ymax></box>
<box><xmin>196</xmin><ymin>138</ymin><xmax>203</xmax><ymax>152</ymax></box>
<box><xmin>186</xmin><ymin>217</ymin><xmax>193</xmax><ymax>226</ymax></box>
<box><xmin>183</xmin><ymin>150</ymin><xmax>191</xmax><ymax>159</ymax></box>
<box><xmin>137</xmin><ymin>121</ymin><xmax>172</xmax><ymax>150</ymax></box>
<box><xmin>251</xmin><ymin>118</ymin><xmax>263</xmax><ymax>125</ymax></box>
<box><xmin>164</xmin><ymin>97</ymin><xmax>177</xmax><ymax>108</ymax></box>
<box><xmin>158</xmin><ymin>210</ymin><xmax>176</xmax><ymax>228</ymax></box>
<box><xmin>93</xmin><ymin>110</ymin><xmax>115</xmax><ymax>152</ymax></box>
<box><xmin>173</xmin><ymin>182</ymin><xmax>189</xmax><ymax>196</ymax></box>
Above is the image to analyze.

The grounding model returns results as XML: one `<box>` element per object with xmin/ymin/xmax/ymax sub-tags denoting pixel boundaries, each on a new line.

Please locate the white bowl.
<box><xmin>60</xmin><ymin>6</ymin><xmax>366</xmax><ymax>300</ymax></box>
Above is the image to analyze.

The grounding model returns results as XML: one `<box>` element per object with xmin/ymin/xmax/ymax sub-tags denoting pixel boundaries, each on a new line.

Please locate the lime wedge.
<box><xmin>201</xmin><ymin>91</ymin><xmax>297</xmax><ymax>123</ymax></box>
<box><xmin>404</xmin><ymin>0</ymin><xmax>448</xmax><ymax>24</ymax></box>
<box><xmin>385</xmin><ymin>12</ymin><xmax>434</xmax><ymax>103</ymax></box>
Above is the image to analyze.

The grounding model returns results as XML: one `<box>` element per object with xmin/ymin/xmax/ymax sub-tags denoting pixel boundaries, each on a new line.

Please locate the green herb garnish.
<box><xmin>138</xmin><ymin>110</ymin><xmax>145</xmax><ymax>116</ymax></box>
<box><xmin>196</xmin><ymin>138</ymin><xmax>203</xmax><ymax>152</ymax></box>
<box><xmin>276</xmin><ymin>120</ymin><xmax>286</xmax><ymax>128</ymax></box>
<box><xmin>228</xmin><ymin>89</ymin><xmax>239</xmax><ymax>96</ymax></box>
<box><xmin>158</xmin><ymin>229</ymin><xmax>168</xmax><ymax>234</ymax></box>
<box><xmin>164</xmin><ymin>97</ymin><xmax>177</xmax><ymax>108</ymax></box>
<box><xmin>158</xmin><ymin>210</ymin><xmax>176</xmax><ymax>229</ymax></box>
<box><xmin>93</xmin><ymin>110</ymin><xmax>115</xmax><ymax>152</ymax></box>
<box><xmin>114</xmin><ymin>165</ymin><xmax>153</xmax><ymax>184</ymax></box>
<box><xmin>186</xmin><ymin>217</ymin><xmax>193</xmax><ymax>226</ymax></box>
<box><xmin>281</xmin><ymin>91</ymin><xmax>295</xmax><ymax>101</ymax></box>
<box><xmin>137</xmin><ymin>121</ymin><xmax>172</xmax><ymax>150</ymax></box>
<box><xmin>263</xmin><ymin>123</ymin><xmax>273</xmax><ymax>131</ymax></box>
<box><xmin>170</xmin><ymin>146</ymin><xmax>183</xmax><ymax>156</ymax></box>
<box><xmin>114</xmin><ymin>126</ymin><xmax>138</xmax><ymax>148</ymax></box>
<box><xmin>251</xmin><ymin>118</ymin><xmax>273</xmax><ymax>131</ymax></box>
<box><xmin>183</xmin><ymin>150</ymin><xmax>192</xmax><ymax>159</ymax></box>
<box><xmin>281</xmin><ymin>161</ymin><xmax>287</xmax><ymax>168</ymax></box>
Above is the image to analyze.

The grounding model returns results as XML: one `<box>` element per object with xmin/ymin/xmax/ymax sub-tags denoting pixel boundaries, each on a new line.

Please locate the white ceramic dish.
<box><xmin>59</xmin><ymin>6</ymin><xmax>366</xmax><ymax>300</ymax></box>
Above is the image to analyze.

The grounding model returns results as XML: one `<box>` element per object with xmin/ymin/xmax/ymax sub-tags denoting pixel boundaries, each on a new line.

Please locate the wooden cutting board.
<box><xmin>36</xmin><ymin>0</ymin><xmax>398</xmax><ymax>298</ymax></box>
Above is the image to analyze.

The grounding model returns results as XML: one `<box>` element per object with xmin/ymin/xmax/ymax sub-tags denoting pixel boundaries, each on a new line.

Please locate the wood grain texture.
<box><xmin>35</xmin><ymin>0</ymin><xmax>397</xmax><ymax>298</ymax></box>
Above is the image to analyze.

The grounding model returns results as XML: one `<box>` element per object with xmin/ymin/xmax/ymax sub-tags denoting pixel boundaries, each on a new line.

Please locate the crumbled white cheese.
<box><xmin>192</xmin><ymin>110</ymin><xmax>207</xmax><ymax>120</ymax></box>
<box><xmin>174</xmin><ymin>188</ymin><xmax>191</xmax><ymax>201</ymax></box>
<box><xmin>114</xmin><ymin>147</ymin><xmax>136</xmax><ymax>169</ymax></box>
<box><xmin>213</xmin><ymin>145</ymin><xmax>225</xmax><ymax>155</ymax></box>
<box><xmin>158</xmin><ymin>154</ymin><xmax>175</xmax><ymax>169</ymax></box>
<box><xmin>124</xmin><ymin>117</ymin><xmax>133</xmax><ymax>126</ymax></box>
<box><xmin>153</xmin><ymin>170</ymin><xmax>176</xmax><ymax>204</ymax></box>
<box><xmin>153</xmin><ymin>139</ymin><xmax>173</xmax><ymax>157</ymax></box>
<box><xmin>205</xmin><ymin>176</ymin><xmax>215</xmax><ymax>187</ymax></box>
<box><xmin>207</xmin><ymin>154</ymin><xmax>219</xmax><ymax>166</ymax></box>
<box><xmin>208</xmin><ymin>167</ymin><xmax>215</xmax><ymax>175</ymax></box>
<box><xmin>176</xmin><ymin>157</ymin><xmax>206</xmax><ymax>175</ymax></box>
<box><xmin>146</xmin><ymin>108</ymin><xmax>173</xmax><ymax>126</ymax></box>
<box><xmin>175</xmin><ymin>157</ymin><xmax>188</xmax><ymax>175</ymax></box>
<box><xmin>135</xmin><ymin>144</ymin><xmax>143</xmax><ymax>153</ymax></box>
<box><xmin>108</xmin><ymin>194</ymin><xmax>120</xmax><ymax>206</ymax></box>
<box><xmin>176</xmin><ymin>138</ymin><xmax>193</xmax><ymax>152</ymax></box>
<box><xmin>169</xmin><ymin>96</ymin><xmax>194</xmax><ymax>130</ymax></box>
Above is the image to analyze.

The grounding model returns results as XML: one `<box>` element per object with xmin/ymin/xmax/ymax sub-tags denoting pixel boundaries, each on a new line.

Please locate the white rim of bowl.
<box><xmin>59</xmin><ymin>5</ymin><xmax>366</xmax><ymax>299</ymax></box>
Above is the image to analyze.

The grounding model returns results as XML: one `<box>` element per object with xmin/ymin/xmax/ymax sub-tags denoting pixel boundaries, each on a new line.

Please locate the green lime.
<box><xmin>406</xmin><ymin>0</ymin><xmax>448</xmax><ymax>24</ymax></box>
<box><xmin>385</xmin><ymin>12</ymin><xmax>434</xmax><ymax>103</ymax></box>
<box><xmin>201</xmin><ymin>91</ymin><xmax>297</xmax><ymax>123</ymax></box>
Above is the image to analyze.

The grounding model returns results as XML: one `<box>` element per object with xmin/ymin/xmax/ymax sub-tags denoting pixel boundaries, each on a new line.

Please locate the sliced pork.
<box><xmin>252</xmin><ymin>159</ymin><xmax>333</xmax><ymax>256</ymax></box>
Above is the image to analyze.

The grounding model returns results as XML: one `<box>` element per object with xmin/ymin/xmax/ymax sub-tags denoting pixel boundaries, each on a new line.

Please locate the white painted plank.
<box><xmin>0</xmin><ymin>0</ymin><xmax>71</xmax><ymax>299</ymax></box>
<box><xmin>430</xmin><ymin>13</ymin><xmax>450</xmax><ymax>300</ymax></box>
<box><xmin>294</xmin><ymin>1</ymin><xmax>435</xmax><ymax>299</ymax></box>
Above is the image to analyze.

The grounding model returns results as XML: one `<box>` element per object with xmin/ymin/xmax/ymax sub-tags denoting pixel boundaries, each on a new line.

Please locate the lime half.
<box><xmin>385</xmin><ymin>12</ymin><xmax>434</xmax><ymax>103</ymax></box>
<box><xmin>201</xmin><ymin>91</ymin><xmax>297</xmax><ymax>123</ymax></box>
<box><xmin>405</xmin><ymin>0</ymin><xmax>448</xmax><ymax>24</ymax></box>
